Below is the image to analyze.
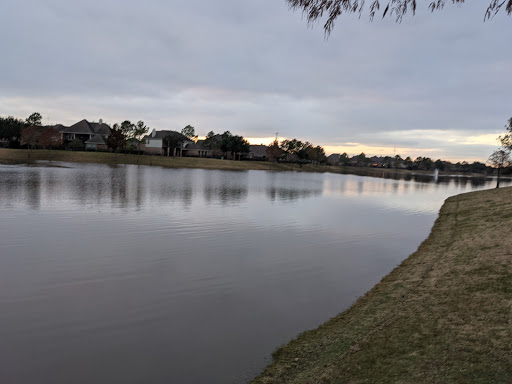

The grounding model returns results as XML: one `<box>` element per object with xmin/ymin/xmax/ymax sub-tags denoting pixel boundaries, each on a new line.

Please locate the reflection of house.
<box><xmin>143</xmin><ymin>129</ymin><xmax>193</xmax><ymax>156</ymax></box>
<box><xmin>60</xmin><ymin>119</ymin><xmax>111</xmax><ymax>150</ymax></box>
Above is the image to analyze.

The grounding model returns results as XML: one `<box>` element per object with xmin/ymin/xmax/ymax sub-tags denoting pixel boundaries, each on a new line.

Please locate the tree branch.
<box><xmin>286</xmin><ymin>0</ymin><xmax>512</xmax><ymax>35</ymax></box>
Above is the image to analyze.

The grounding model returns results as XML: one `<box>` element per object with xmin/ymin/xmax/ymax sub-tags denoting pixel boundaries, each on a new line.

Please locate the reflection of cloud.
<box><xmin>0</xmin><ymin>163</ymin><xmax>507</xmax><ymax>216</ymax></box>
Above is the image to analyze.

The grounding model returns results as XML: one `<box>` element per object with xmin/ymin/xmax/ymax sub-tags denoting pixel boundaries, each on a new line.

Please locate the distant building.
<box><xmin>247</xmin><ymin>145</ymin><xmax>268</xmax><ymax>160</ymax></box>
<box><xmin>143</xmin><ymin>129</ymin><xmax>193</xmax><ymax>156</ymax></box>
<box><xmin>59</xmin><ymin>119</ymin><xmax>111</xmax><ymax>150</ymax></box>
<box><xmin>327</xmin><ymin>153</ymin><xmax>341</xmax><ymax>165</ymax></box>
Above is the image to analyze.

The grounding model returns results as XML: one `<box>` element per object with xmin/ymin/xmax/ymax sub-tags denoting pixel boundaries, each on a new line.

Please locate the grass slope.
<box><xmin>0</xmin><ymin>148</ymin><xmax>328</xmax><ymax>172</ymax></box>
<box><xmin>251</xmin><ymin>187</ymin><xmax>512</xmax><ymax>384</ymax></box>
<box><xmin>0</xmin><ymin>149</ymin><xmax>479</xmax><ymax>179</ymax></box>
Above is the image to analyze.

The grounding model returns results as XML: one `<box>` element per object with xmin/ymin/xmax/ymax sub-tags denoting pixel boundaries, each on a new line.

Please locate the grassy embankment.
<box><xmin>0</xmin><ymin>149</ymin><xmax>488</xmax><ymax>180</ymax></box>
<box><xmin>252</xmin><ymin>187</ymin><xmax>512</xmax><ymax>384</ymax></box>
<box><xmin>0</xmin><ymin>148</ymin><xmax>327</xmax><ymax>172</ymax></box>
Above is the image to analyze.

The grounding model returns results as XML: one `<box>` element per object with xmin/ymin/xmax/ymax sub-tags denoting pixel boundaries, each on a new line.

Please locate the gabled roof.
<box><xmin>90</xmin><ymin>122</ymin><xmax>111</xmax><ymax>135</ymax></box>
<box><xmin>85</xmin><ymin>134</ymin><xmax>107</xmax><ymax>145</ymax></box>
<box><xmin>249</xmin><ymin>145</ymin><xmax>268</xmax><ymax>158</ymax></box>
<box><xmin>61</xmin><ymin>119</ymin><xmax>94</xmax><ymax>134</ymax></box>
<box><xmin>60</xmin><ymin>119</ymin><xmax>111</xmax><ymax>135</ymax></box>
<box><xmin>53</xmin><ymin>124</ymin><xmax>68</xmax><ymax>132</ymax></box>
<box><xmin>145</xmin><ymin>130</ymin><xmax>191</xmax><ymax>142</ymax></box>
<box><xmin>185</xmin><ymin>140</ymin><xmax>209</xmax><ymax>150</ymax></box>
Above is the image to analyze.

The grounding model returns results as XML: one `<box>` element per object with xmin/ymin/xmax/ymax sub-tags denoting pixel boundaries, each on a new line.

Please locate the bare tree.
<box><xmin>286</xmin><ymin>0</ymin><xmax>512</xmax><ymax>35</ymax></box>
<box><xmin>488</xmin><ymin>148</ymin><xmax>511</xmax><ymax>188</ymax></box>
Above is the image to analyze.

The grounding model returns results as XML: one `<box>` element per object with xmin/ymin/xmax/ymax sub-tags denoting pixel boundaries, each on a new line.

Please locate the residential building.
<box><xmin>143</xmin><ymin>129</ymin><xmax>193</xmax><ymax>156</ymax></box>
<box><xmin>60</xmin><ymin>119</ymin><xmax>111</xmax><ymax>150</ymax></box>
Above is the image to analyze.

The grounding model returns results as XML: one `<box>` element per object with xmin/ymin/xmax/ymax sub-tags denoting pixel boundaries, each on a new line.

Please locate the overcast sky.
<box><xmin>1</xmin><ymin>0</ymin><xmax>510</xmax><ymax>161</ymax></box>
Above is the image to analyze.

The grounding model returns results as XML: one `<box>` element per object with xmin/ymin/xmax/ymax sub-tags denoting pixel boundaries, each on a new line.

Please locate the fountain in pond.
<box><xmin>434</xmin><ymin>168</ymin><xmax>439</xmax><ymax>182</ymax></box>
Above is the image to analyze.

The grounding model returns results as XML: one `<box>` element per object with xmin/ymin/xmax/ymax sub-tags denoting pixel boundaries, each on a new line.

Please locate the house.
<box><xmin>84</xmin><ymin>134</ymin><xmax>108</xmax><ymax>150</ymax></box>
<box><xmin>327</xmin><ymin>153</ymin><xmax>341</xmax><ymax>165</ymax></box>
<box><xmin>182</xmin><ymin>135</ymin><xmax>226</xmax><ymax>158</ymax></box>
<box><xmin>369</xmin><ymin>156</ymin><xmax>384</xmax><ymax>168</ymax></box>
<box><xmin>143</xmin><ymin>129</ymin><xmax>193</xmax><ymax>156</ymax></box>
<box><xmin>60</xmin><ymin>119</ymin><xmax>111</xmax><ymax>150</ymax></box>
<box><xmin>182</xmin><ymin>140</ymin><xmax>211</xmax><ymax>158</ymax></box>
<box><xmin>247</xmin><ymin>145</ymin><xmax>268</xmax><ymax>160</ymax></box>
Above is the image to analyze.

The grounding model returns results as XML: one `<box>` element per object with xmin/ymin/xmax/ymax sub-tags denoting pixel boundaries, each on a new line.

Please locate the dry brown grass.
<box><xmin>251</xmin><ymin>187</ymin><xmax>512</xmax><ymax>384</ymax></box>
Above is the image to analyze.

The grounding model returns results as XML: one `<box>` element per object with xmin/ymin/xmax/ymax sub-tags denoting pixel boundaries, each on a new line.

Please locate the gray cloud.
<box><xmin>0</xmin><ymin>0</ymin><xmax>510</xmax><ymax>161</ymax></box>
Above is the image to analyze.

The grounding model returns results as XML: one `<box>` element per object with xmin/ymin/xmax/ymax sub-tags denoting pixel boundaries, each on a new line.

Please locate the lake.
<box><xmin>0</xmin><ymin>162</ymin><xmax>505</xmax><ymax>383</ymax></box>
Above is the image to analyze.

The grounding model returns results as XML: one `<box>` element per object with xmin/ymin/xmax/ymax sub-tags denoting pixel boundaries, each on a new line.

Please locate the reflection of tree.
<box><xmin>204</xmin><ymin>186</ymin><xmax>248</xmax><ymax>204</ymax></box>
<box><xmin>25</xmin><ymin>170</ymin><xmax>41</xmax><ymax>210</ymax></box>
<box><xmin>0</xmin><ymin>164</ymin><xmax>499</xmax><ymax>212</ymax></box>
<box><xmin>266</xmin><ymin>187</ymin><xmax>322</xmax><ymax>202</ymax></box>
<box><xmin>203</xmin><ymin>171</ymin><xmax>249</xmax><ymax>205</ymax></box>
<box><xmin>341</xmin><ymin>167</ymin><xmax>492</xmax><ymax>187</ymax></box>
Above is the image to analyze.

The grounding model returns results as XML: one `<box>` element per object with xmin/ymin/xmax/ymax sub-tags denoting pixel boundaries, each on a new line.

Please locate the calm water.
<box><xmin>0</xmin><ymin>162</ymin><xmax>505</xmax><ymax>383</ymax></box>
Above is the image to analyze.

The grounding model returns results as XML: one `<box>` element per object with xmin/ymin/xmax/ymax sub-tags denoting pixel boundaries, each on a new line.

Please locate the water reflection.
<box><xmin>266</xmin><ymin>187</ymin><xmax>321</xmax><ymax>201</ymax></box>
<box><xmin>0</xmin><ymin>162</ymin><xmax>508</xmax><ymax>212</ymax></box>
<box><xmin>347</xmin><ymin>168</ymin><xmax>492</xmax><ymax>187</ymax></box>
<box><xmin>0</xmin><ymin>162</ymin><xmax>510</xmax><ymax>384</ymax></box>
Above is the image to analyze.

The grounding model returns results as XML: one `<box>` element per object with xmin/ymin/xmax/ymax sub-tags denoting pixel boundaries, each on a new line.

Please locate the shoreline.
<box><xmin>0</xmin><ymin>149</ymin><xmax>499</xmax><ymax>181</ymax></box>
<box><xmin>250</xmin><ymin>186</ymin><xmax>512</xmax><ymax>383</ymax></box>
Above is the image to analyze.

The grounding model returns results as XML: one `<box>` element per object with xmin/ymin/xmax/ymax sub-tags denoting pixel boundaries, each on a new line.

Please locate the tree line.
<box><xmin>0</xmin><ymin>113</ymin><xmax>43</xmax><ymax>148</ymax></box>
<box><xmin>488</xmin><ymin>117</ymin><xmax>512</xmax><ymax>188</ymax></box>
<box><xmin>267</xmin><ymin>138</ymin><xmax>326</xmax><ymax>163</ymax></box>
<box><xmin>3</xmin><ymin>113</ymin><xmax>510</xmax><ymax>176</ymax></box>
<box><xmin>332</xmin><ymin>152</ymin><xmax>489</xmax><ymax>173</ymax></box>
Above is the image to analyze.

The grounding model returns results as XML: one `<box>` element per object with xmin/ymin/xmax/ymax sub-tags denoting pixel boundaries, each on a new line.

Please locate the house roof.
<box><xmin>185</xmin><ymin>140</ymin><xmax>209</xmax><ymax>150</ymax></box>
<box><xmin>90</xmin><ymin>122</ymin><xmax>111</xmax><ymax>135</ymax></box>
<box><xmin>144</xmin><ymin>130</ymin><xmax>191</xmax><ymax>142</ymax></box>
<box><xmin>85</xmin><ymin>134</ymin><xmax>107</xmax><ymax>145</ymax></box>
<box><xmin>61</xmin><ymin>119</ymin><xmax>111</xmax><ymax>135</ymax></box>
<box><xmin>249</xmin><ymin>145</ymin><xmax>268</xmax><ymax>158</ymax></box>
<box><xmin>61</xmin><ymin>119</ymin><xmax>93</xmax><ymax>134</ymax></box>
<box><xmin>53</xmin><ymin>124</ymin><xmax>68</xmax><ymax>132</ymax></box>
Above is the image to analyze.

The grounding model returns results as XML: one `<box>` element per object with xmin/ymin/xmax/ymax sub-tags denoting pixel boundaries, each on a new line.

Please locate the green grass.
<box><xmin>251</xmin><ymin>187</ymin><xmax>512</xmax><ymax>384</ymax></box>
<box><xmin>0</xmin><ymin>148</ymin><xmax>313</xmax><ymax>171</ymax></box>
<box><xmin>0</xmin><ymin>148</ymin><xmax>483</xmax><ymax>179</ymax></box>
<box><xmin>0</xmin><ymin>148</ymin><xmax>334</xmax><ymax>173</ymax></box>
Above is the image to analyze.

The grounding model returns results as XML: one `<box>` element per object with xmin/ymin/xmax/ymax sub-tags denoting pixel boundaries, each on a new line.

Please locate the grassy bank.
<box><xmin>0</xmin><ymin>149</ymin><xmax>490</xmax><ymax>181</ymax></box>
<box><xmin>0</xmin><ymin>148</ymin><xmax>330</xmax><ymax>172</ymax></box>
<box><xmin>251</xmin><ymin>187</ymin><xmax>512</xmax><ymax>383</ymax></box>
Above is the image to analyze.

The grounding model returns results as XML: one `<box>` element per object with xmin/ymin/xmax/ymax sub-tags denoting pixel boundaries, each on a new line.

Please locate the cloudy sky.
<box><xmin>1</xmin><ymin>0</ymin><xmax>510</xmax><ymax>161</ymax></box>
